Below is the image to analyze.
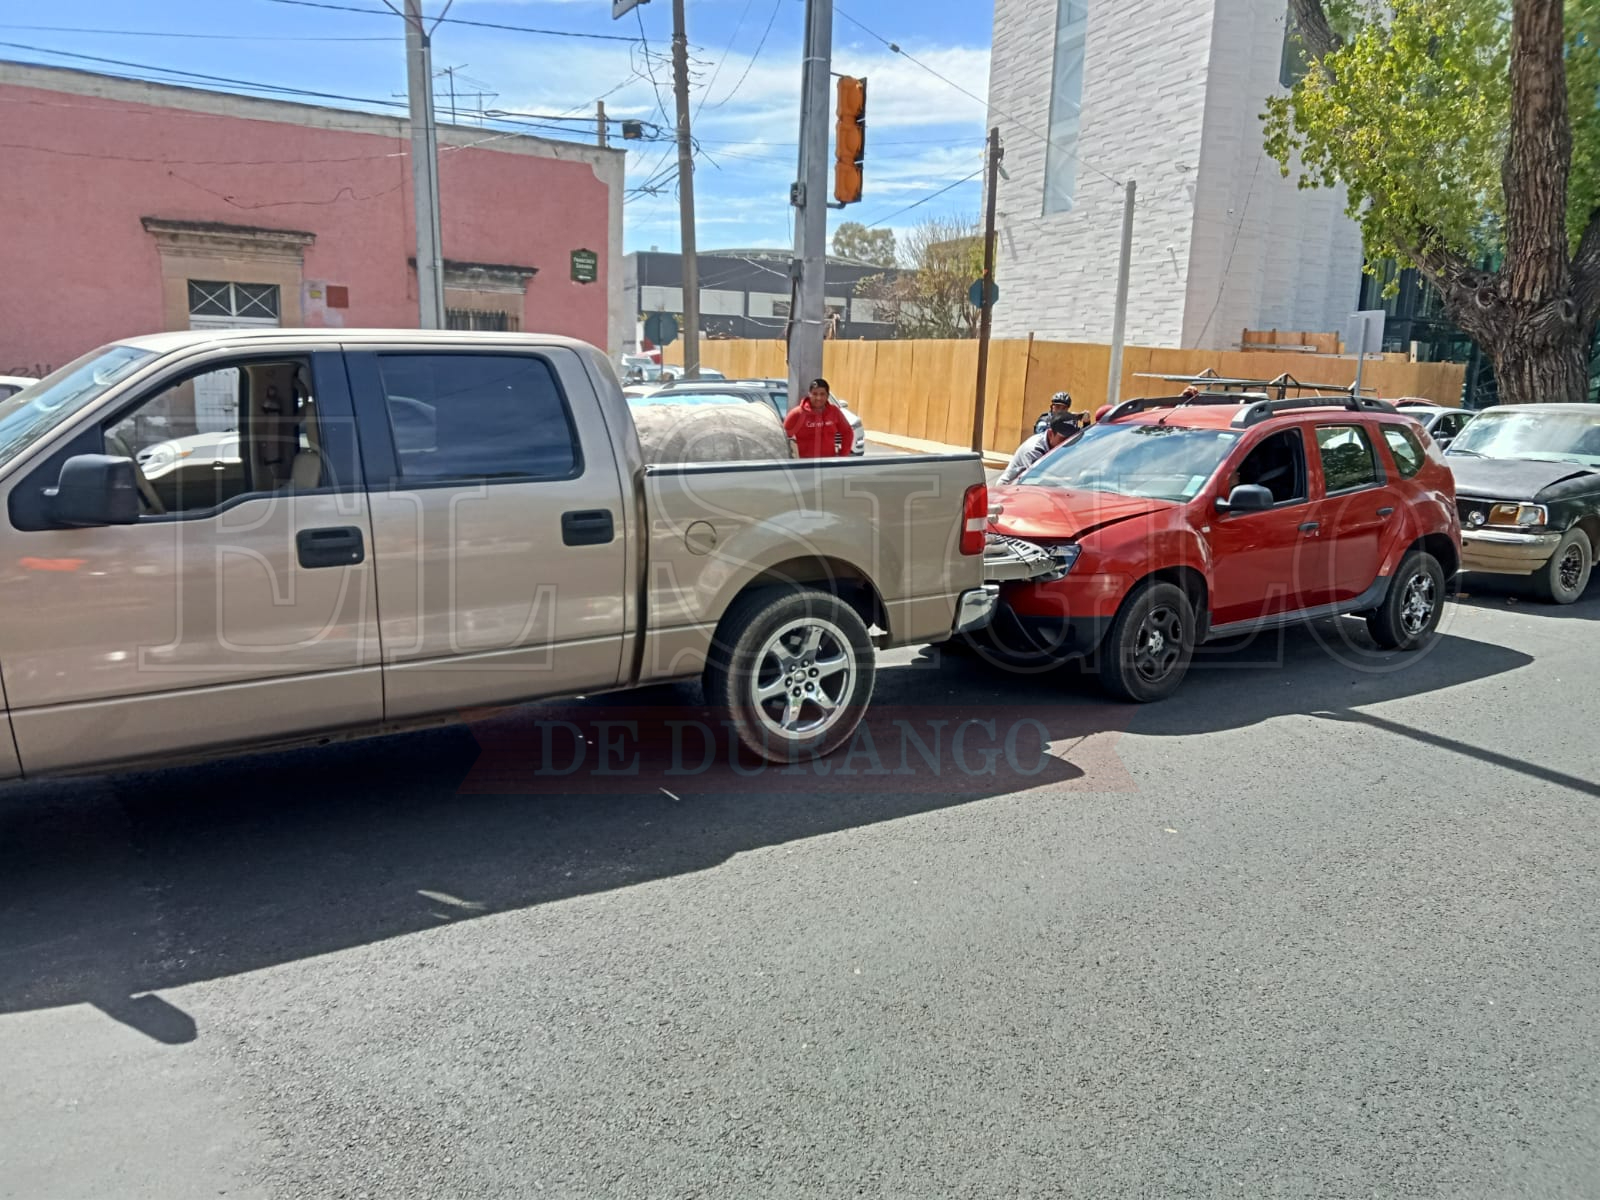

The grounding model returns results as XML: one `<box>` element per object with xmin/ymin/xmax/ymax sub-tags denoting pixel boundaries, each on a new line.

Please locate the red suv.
<box><xmin>977</xmin><ymin>391</ymin><xmax>1461</xmax><ymax>700</ymax></box>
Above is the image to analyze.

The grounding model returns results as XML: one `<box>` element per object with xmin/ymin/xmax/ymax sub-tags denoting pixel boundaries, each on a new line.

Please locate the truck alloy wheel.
<box><xmin>705</xmin><ymin>586</ymin><xmax>876</xmax><ymax>762</ymax></box>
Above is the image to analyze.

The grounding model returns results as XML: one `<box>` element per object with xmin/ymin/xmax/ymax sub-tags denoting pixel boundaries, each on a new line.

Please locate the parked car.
<box><xmin>1393</xmin><ymin>399</ymin><xmax>1476</xmax><ymax>449</ymax></box>
<box><xmin>1443</xmin><ymin>403</ymin><xmax>1600</xmax><ymax>603</ymax></box>
<box><xmin>0</xmin><ymin>329</ymin><xmax>996</xmax><ymax>779</ymax></box>
<box><xmin>0</xmin><ymin>375</ymin><xmax>38</xmax><ymax>401</ymax></box>
<box><xmin>972</xmin><ymin>390</ymin><xmax>1461</xmax><ymax>701</ymax></box>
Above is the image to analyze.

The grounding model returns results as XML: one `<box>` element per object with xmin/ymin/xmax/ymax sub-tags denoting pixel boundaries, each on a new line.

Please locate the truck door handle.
<box><xmin>1377</xmin><ymin>506</ymin><xmax>1395</xmax><ymax>517</ymax></box>
<box><xmin>562</xmin><ymin>509</ymin><xmax>615</xmax><ymax>547</ymax></box>
<box><xmin>296</xmin><ymin>526</ymin><xmax>365</xmax><ymax>569</ymax></box>
<box><xmin>1298</xmin><ymin>521</ymin><xmax>1320</xmax><ymax>533</ymax></box>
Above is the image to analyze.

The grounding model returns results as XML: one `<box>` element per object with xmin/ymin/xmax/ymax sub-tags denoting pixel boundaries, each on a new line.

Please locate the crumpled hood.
<box><xmin>990</xmin><ymin>484</ymin><xmax>1176</xmax><ymax>541</ymax></box>
<box><xmin>1448</xmin><ymin>455</ymin><xmax>1598</xmax><ymax>501</ymax></box>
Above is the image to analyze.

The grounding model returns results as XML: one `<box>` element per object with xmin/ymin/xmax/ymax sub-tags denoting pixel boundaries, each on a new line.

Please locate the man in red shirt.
<box><xmin>784</xmin><ymin>377</ymin><xmax>855</xmax><ymax>458</ymax></box>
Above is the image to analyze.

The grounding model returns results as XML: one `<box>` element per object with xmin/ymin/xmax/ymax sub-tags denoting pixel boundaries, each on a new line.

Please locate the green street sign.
<box><xmin>643</xmin><ymin>311</ymin><xmax>679</xmax><ymax>347</ymax></box>
<box><xmin>570</xmin><ymin>248</ymin><xmax>599</xmax><ymax>285</ymax></box>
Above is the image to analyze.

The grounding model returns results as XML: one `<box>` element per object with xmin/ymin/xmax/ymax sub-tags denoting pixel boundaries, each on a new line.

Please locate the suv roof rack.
<box><xmin>1230</xmin><ymin>393</ymin><xmax>1397</xmax><ymax>427</ymax></box>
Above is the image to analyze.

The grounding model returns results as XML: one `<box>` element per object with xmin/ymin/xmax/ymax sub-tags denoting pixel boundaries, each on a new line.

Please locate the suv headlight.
<box><xmin>1486</xmin><ymin>502</ymin><xmax>1547</xmax><ymax>528</ymax></box>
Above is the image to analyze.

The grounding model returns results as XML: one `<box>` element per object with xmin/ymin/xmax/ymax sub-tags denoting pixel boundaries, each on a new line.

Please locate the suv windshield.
<box><xmin>1021</xmin><ymin>421</ymin><xmax>1241</xmax><ymax>501</ymax></box>
<box><xmin>0</xmin><ymin>344</ymin><xmax>155</xmax><ymax>467</ymax></box>
<box><xmin>1447</xmin><ymin>409</ymin><xmax>1600</xmax><ymax>468</ymax></box>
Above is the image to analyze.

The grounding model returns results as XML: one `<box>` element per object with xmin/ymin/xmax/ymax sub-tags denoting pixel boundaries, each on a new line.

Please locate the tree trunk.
<box><xmin>1483</xmin><ymin>316</ymin><xmax>1593</xmax><ymax>406</ymax></box>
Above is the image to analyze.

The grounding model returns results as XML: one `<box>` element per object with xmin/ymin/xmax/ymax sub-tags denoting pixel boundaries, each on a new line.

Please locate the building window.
<box><xmin>445</xmin><ymin>308</ymin><xmax>518</xmax><ymax>332</ymax></box>
<box><xmin>1043</xmin><ymin>0</ymin><xmax>1089</xmax><ymax>216</ymax></box>
<box><xmin>187</xmin><ymin>281</ymin><xmax>281</xmax><ymax>321</ymax></box>
<box><xmin>1279</xmin><ymin>4</ymin><xmax>1309</xmax><ymax>89</ymax></box>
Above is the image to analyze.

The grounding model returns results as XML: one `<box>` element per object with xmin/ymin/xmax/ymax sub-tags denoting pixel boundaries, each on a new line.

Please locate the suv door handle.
<box><xmin>1377</xmin><ymin>506</ymin><xmax>1395</xmax><ymax>517</ymax></box>
<box><xmin>1298</xmin><ymin>521</ymin><xmax>1320</xmax><ymax>533</ymax></box>
<box><xmin>562</xmin><ymin>509</ymin><xmax>615</xmax><ymax>547</ymax></box>
<box><xmin>296</xmin><ymin>526</ymin><xmax>365</xmax><ymax>569</ymax></box>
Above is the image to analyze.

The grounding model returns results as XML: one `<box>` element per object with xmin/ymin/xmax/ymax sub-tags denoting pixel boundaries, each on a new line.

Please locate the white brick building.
<box><xmin>986</xmin><ymin>0</ymin><xmax>1363</xmax><ymax>349</ymax></box>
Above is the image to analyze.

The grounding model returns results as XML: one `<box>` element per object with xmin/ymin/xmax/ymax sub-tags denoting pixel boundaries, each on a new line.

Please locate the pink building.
<box><xmin>0</xmin><ymin>63</ymin><xmax>626</xmax><ymax>378</ymax></box>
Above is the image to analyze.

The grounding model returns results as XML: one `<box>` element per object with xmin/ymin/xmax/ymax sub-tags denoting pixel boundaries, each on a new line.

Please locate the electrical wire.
<box><xmin>1193</xmin><ymin>152</ymin><xmax>1266</xmax><ymax>347</ymax></box>
<box><xmin>860</xmin><ymin>167</ymin><xmax>985</xmax><ymax>230</ymax></box>
<box><xmin>263</xmin><ymin>0</ymin><xmax>640</xmax><ymax>42</ymax></box>
<box><xmin>634</xmin><ymin>7</ymin><xmax>676</xmax><ymax>132</ymax></box>
<box><xmin>702</xmin><ymin>0</ymin><xmax>782</xmax><ymax>112</ymax></box>
<box><xmin>0</xmin><ymin>23</ymin><xmax>395</xmax><ymax>41</ymax></box>
<box><xmin>833</xmin><ymin>4</ymin><xmax>1125</xmax><ymax>192</ymax></box>
<box><xmin>691</xmin><ymin>0</ymin><xmax>756</xmax><ymax>121</ymax></box>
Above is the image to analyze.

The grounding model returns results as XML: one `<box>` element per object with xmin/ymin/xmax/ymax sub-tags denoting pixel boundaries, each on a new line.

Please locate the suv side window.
<box><xmin>1316</xmin><ymin>424</ymin><xmax>1382</xmax><ymax>493</ymax></box>
<box><xmin>103</xmin><ymin>358</ymin><xmax>322</xmax><ymax>517</ymax></box>
<box><xmin>1226</xmin><ymin>428</ymin><xmax>1308</xmax><ymax>506</ymax></box>
<box><xmin>375</xmin><ymin>354</ymin><xmax>580</xmax><ymax>483</ymax></box>
<box><xmin>1381</xmin><ymin>424</ymin><xmax>1426</xmax><ymax>478</ymax></box>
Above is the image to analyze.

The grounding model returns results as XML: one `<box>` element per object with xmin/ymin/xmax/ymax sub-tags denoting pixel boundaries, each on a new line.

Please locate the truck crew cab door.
<box><xmin>0</xmin><ymin>348</ymin><xmax>381</xmax><ymax>774</ymax></box>
<box><xmin>345</xmin><ymin>346</ymin><xmax>629</xmax><ymax>720</ymax></box>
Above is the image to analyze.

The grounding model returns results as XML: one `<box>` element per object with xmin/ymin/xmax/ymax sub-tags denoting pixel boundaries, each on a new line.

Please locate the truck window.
<box><xmin>375</xmin><ymin>354</ymin><xmax>580</xmax><ymax>483</ymax></box>
<box><xmin>103</xmin><ymin>358</ymin><xmax>322</xmax><ymax>516</ymax></box>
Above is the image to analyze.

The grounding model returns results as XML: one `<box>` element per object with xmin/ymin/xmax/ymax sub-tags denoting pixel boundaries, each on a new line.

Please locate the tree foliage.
<box><xmin>1262</xmin><ymin>0</ymin><xmax>1600</xmax><ymax>404</ymax></box>
<box><xmin>830</xmin><ymin>222</ymin><xmax>899</xmax><ymax>268</ymax></box>
<box><xmin>854</xmin><ymin>216</ymin><xmax>983</xmax><ymax>340</ymax></box>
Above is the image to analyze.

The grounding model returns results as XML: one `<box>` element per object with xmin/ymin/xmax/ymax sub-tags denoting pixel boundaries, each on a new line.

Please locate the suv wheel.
<box><xmin>1365</xmin><ymin>550</ymin><xmax>1446</xmax><ymax>650</ymax></box>
<box><xmin>1532</xmin><ymin>528</ymin><xmax>1593</xmax><ymax>605</ymax></box>
<box><xmin>704</xmin><ymin>586</ymin><xmax>876</xmax><ymax>763</ymax></box>
<box><xmin>1096</xmin><ymin>581</ymin><xmax>1195</xmax><ymax>703</ymax></box>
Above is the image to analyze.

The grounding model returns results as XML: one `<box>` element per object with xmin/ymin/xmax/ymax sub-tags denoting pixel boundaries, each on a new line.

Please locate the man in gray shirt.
<box><xmin>997</xmin><ymin>413</ymin><xmax>1080</xmax><ymax>485</ymax></box>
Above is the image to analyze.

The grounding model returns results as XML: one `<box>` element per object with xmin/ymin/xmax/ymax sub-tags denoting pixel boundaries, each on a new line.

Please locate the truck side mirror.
<box><xmin>43</xmin><ymin>454</ymin><xmax>141</xmax><ymax>527</ymax></box>
<box><xmin>1215</xmin><ymin>483</ymin><xmax>1273</xmax><ymax>514</ymax></box>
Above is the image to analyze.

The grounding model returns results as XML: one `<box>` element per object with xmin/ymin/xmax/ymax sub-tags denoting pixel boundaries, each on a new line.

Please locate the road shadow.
<box><xmin>0</xmin><ymin>609</ymin><xmax>1533</xmax><ymax>1043</ymax></box>
<box><xmin>1454</xmin><ymin>572</ymin><xmax>1600</xmax><ymax>620</ymax></box>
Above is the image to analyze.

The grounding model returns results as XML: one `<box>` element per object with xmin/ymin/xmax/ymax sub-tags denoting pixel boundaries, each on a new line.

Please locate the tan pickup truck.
<box><xmin>0</xmin><ymin>329</ymin><xmax>995</xmax><ymax>778</ymax></box>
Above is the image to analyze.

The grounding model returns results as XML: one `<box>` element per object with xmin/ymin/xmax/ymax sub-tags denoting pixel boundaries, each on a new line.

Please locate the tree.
<box><xmin>854</xmin><ymin>216</ymin><xmax>984</xmax><ymax>339</ymax></box>
<box><xmin>831</xmin><ymin>222</ymin><xmax>899</xmax><ymax>268</ymax></box>
<box><xmin>1263</xmin><ymin>0</ymin><xmax>1600</xmax><ymax>404</ymax></box>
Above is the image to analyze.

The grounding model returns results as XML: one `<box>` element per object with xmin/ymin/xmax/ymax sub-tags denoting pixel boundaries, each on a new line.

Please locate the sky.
<box><xmin>1</xmin><ymin>0</ymin><xmax>994</xmax><ymax>258</ymax></box>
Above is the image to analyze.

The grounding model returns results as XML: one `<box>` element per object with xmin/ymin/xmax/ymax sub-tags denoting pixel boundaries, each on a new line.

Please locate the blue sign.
<box><xmin>643</xmin><ymin>312</ymin><xmax>679</xmax><ymax>347</ymax></box>
<box><xmin>969</xmin><ymin>278</ymin><xmax>999</xmax><ymax>308</ymax></box>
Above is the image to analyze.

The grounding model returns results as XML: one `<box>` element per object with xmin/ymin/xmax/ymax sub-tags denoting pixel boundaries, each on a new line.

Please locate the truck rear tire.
<box><xmin>703</xmin><ymin>586</ymin><xmax>877</xmax><ymax>763</ymax></box>
<box><xmin>1096</xmin><ymin>581</ymin><xmax>1195</xmax><ymax>703</ymax></box>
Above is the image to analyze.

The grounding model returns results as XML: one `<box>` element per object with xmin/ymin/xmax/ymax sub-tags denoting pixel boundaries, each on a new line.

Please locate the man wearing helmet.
<box><xmin>1033</xmin><ymin>391</ymin><xmax>1078</xmax><ymax>435</ymax></box>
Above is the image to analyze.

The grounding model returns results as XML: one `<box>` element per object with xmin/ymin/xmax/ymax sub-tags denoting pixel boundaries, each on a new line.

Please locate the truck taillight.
<box><xmin>961</xmin><ymin>483</ymin><xmax>989</xmax><ymax>555</ymax></box>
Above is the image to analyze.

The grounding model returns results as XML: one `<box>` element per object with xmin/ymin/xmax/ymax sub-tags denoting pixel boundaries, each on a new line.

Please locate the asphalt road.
<box><xmin>3</xmin><ymin>578</ymin><xmax>1598</xmax><ymax>1199</ymax></box>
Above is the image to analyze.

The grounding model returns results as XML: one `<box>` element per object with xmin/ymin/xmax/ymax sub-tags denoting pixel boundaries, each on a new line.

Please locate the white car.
<box><xmin>1393</xmin><ymin>399</ymin><xmax>1477</xmax><ymax>449</ymax></box>
<box><xmin>0</xmin><ymin>375</ymin><xmax>38</xmax><ymax>401</ymax></box>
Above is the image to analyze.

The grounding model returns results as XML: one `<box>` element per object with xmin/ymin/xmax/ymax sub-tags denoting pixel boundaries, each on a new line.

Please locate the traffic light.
<box><xmin>834</xmin><ymin>75</ymin><xmax>866</xmax><ymax>204</ymax></box>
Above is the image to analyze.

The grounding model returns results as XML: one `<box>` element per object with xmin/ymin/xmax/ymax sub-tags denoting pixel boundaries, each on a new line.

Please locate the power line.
<box><xmin>861</xmin><ymin>167</ymin><xmax>985</xmax><ymax>229</ymax></box>
<box><xmin>833</xmin><ymin>4</ymin><xmax>1125</xmax><ymax>192</ymax></box>
<box><xmin>0</xmin><ymin>23</ymin><xmax>395</xmax><ymax>41</ymax></box>
<box><xmin>1194</xmin><ymin>151</ymin><xmax>1266</xmax><ymax>347</ymax></box>
<box><xmin>703</xmin><ymin>0</ymin><xmax>781</xmax><ymax>112</ymax></box>
<box><xmin>691</xmin><ymin>0</ymin><xmax>756</xmax><ymax>121</ymax></box>
<box><xmin>263</xmin><ymin>0</ymin><xmax>641</xmax><ymax>43</ymax></box>
<box><xmin>633</xmin><ymin>7</ymin><xmax>675</xmax><ymax>131</ymax></box>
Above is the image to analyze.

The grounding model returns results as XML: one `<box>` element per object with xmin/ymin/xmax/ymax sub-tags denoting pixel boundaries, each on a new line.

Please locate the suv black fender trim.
<box><xmin>1206</xmin><ymin>575</ymin><xmax>1390</xmax><ymax>640</ymax></box>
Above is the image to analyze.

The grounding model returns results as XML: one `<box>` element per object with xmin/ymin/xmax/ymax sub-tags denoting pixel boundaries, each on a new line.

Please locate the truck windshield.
<box><xmin>1446</xmin><ymin>409</ymin><xmax>1600</xmax><ymax>468</ymax></box>
<box><xmin>1021</xmin><ymin>422</ymin><xmax>1240</xmax><ymax>501</ymax></box>
<box><xmin>0</xmin><ymin>344</ymin><xmax>155</xmax><ymax>468</ymax></box>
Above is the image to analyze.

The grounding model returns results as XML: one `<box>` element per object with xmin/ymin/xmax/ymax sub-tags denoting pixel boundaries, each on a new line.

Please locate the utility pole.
<box><xmin>597</xmin><ymin>100</ymin><xmax>609</xmax><ymax>148</ymax></box>
<box><xmin>1105</xmin><ymin>179</ymin><xmax>1136</xmax><ymax>408</ymax></box>
<box><xmin>786</xmin><ymin>0</ymin><xmax>832</xmax><ymax>405</ymax></box>
<box><xmin>670</xmin><ymin>0</ymin><xmax>701</xmax><ymax>378</ymax></box>
<box><xmin>972</xmin><ymin>127</ymin><xmax>1003</xmax><ymax>453</ymax></box>
<box><xmin>404</xmin><ymin>0</ymin><xmax>445</xmax><ymax>328</ymax></box>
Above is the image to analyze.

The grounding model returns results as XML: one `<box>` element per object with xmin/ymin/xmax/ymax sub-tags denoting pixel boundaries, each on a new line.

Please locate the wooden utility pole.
<box><xmin>971</xmin><ymin>126</ymin><xmax>1003</xmax><ymax>453</ymax></box>
<box><xmin>670</xmin><ymin>0</ymin><xmax>700</xmax><ymax>378</ymax></box>
<box><xmin>597</xmin><ymin>100</ymin><xmax>608</xmax><ymax>148</ymax></box>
